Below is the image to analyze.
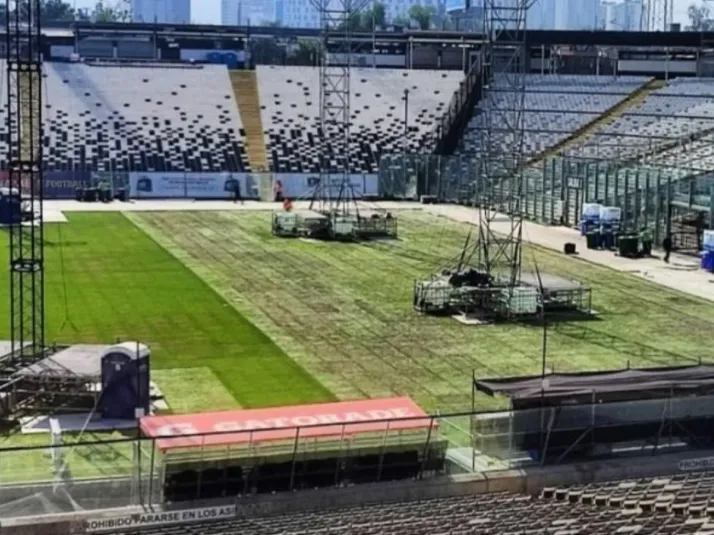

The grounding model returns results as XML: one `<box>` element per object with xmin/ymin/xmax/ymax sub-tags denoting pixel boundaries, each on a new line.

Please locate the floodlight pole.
<box><xmin>474</xmin><ymin>0</ymin><xmax>534</xmax><ymax>285</ymax></box>
<box><xmin>7</xmin><ymin>0</ymin><xmax>45</xmax><ymax>361</ymax></box>
<box><xmin>308</xmin><ymin>0</ymin><xmax>369</xmax><ymax>216</ymax></box>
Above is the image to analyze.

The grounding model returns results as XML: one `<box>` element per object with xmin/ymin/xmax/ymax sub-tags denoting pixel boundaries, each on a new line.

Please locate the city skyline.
<box><xmin>68</xmin><ymin>0</ymin><xmax>695</xmax><ymax>26</ymax></box>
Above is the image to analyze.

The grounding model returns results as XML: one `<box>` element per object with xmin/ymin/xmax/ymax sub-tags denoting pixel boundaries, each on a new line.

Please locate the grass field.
<box><xmin>0</xmin><ymin>213</ymin><xmax>332</xmax><ymax>414</ymax></box>
<box><xmin>1</xmin><ymin>208</ymin><xmax>714</xmax><ymax>481</ymax></box>
<box><xmin>130</xmin><ymin>210</ymin><xmax>714</xmax><ymax>413</ymax></box>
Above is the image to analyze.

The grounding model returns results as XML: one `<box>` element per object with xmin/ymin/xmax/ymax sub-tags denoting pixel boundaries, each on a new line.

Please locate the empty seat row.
<box><xmin>256</xmin><ymin>65</ymin><xmax>463</xmax><ymax>174</ymax></box>
<box><xmin>0</xmin><ymin>60</ymin><xmax>251</xmax><ymax>173</ymax></box>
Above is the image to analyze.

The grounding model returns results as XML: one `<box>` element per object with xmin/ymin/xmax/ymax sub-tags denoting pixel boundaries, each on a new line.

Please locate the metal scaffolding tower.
<box><xmin>308</xmin><ymin>0</ymin><xmax>367</xmax><ymax>215</ymax></box>
<box><xmin>476</xmin><ymin>0</ymin><xmax>534</xmax><ymax>286</ymax></box>
<box><xmin>6</xmin><ymin>0</ymin><xmax>45</xmax><ymax>359</ymax></box>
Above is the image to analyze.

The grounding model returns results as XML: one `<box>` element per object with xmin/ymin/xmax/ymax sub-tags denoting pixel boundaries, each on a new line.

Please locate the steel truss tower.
<box><xmin>475</xmin><ymin>0</ymin><xmax>534</xmax><ymax>286</ymax></box>
<box><xmin>6</xmin><ymin>0</ymin><xmax>45</xmax><ymax>359</ymax></box>
<box><xmin>308</xmin><ymin>0</ymin><xmax>368</xmax><ymax>215</ymax></box>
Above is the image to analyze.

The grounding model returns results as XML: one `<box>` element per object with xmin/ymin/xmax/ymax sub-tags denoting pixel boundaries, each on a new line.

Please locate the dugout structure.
<box><xmin>139</xmin><ymin>397</ymin><xmax>446</xmax><ymax>502</ymax></box>
<box><xmin>472</xmin><ymin>365</ymin><xmax>714</xmax><ymax>466</ymax></box>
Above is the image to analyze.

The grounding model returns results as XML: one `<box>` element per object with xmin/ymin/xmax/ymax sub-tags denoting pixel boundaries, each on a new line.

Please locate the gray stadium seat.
<box><xmin>0</xmin><ymin>60</ymin><xmax>250</xmax><ymax>173</ymax></box>
<box><xmin>256</xmin><ymin>65</ymin><xmax>464</xmax><ymax>174</ymax></box>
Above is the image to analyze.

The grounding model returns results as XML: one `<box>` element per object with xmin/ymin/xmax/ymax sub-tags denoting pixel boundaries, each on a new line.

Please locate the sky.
<box><xmin>68</xmin><ymin>0</ymin><xmax>693</xmax><ymax>26</ymax></box>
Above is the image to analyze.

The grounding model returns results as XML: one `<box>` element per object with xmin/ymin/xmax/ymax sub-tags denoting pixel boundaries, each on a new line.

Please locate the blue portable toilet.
<box><xmin>207</xmin><ymin>51</ymin><xmax>223</xmax><ymax>64</ymax></box>
<box><xmin>223</xmin><ymin>53</ymin><xmax>238</xmax><ymax>69</ymax></box>
<box><xmin>0</xmin><ymin>187</ymin><xmax>22</xmax><ymax>225</ymax></box>
<box><xmin>100</xmin><ymin>342</ymin><xmax>151</xmax><ymax>420</ymax></box>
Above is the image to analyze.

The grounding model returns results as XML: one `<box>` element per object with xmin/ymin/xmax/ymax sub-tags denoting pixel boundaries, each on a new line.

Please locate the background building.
<box><xmin>554</xmin><ymin>0</ymin><xmax>599</xmax><ymax>30</ymax></box>
<box><xmin>131</xmin><ymin>0</ymin><xmax>191</xmax><ymax>23</ymax></box>
<box><xmin>608</xmin><ymin>0</ymin><xmax>644</xmax><ymax>31</ymax></box>
<box><xmin>275</xmin><ymin>0</ymin><xmax>320</xmax><ymax>28</ymax></box>
<box><xmin>527</xmin><ymin>0</ymin><xmax>556</xmax><ymax>29</ymax></box>
<box><xmin>222</xmin><ymin>0</ymin><xmax>276</xmax><ymax>25</ymax></box>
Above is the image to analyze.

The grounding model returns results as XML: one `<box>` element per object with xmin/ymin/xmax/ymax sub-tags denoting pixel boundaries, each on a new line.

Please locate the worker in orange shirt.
<box><xmin>283</xmin><ymin>198</ymin><xmax>293</xmax><ymax>212</ymax></box>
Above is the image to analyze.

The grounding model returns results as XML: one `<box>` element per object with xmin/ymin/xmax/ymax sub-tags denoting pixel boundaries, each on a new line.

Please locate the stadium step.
<box><xmin>525</xmin><ymin>78</ymin><xmax>666</xmax><ymax>166</ymax></box>
<box><xmin>230</xmin><ymin>70</ymin><xmax>270</xmax><ymax>179</ymax></box>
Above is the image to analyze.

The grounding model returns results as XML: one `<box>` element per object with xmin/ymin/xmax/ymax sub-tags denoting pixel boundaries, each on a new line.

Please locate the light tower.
<box><xmin>6</xmin><ymin>0</ymin><xmax>45</xmax><ymax>360</ymax></box>
<box><xmin>413</xmin><ymin>0</ymin><xmax>537</xmax><ymax>321</ymax></box>
<box><xmin>475</xmin><ymin>0</ymin><xmax>535</xmax><ymax>288</ymax></box>
<box><xmin>271</xmin><ymin>0</ymin><xmax>397</xmax><ymax>241</ymax></box>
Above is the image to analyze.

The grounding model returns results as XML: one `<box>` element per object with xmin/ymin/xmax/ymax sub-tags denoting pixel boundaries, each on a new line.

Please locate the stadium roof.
<box><xmin>23</xmin><ymin>22</ymin><xmax>714</xmax><ymax>49</ymax></box>
<box><xmin>475</xmin><ymin>365</ymin><xmax>714</xmax><ymax>407</ymax></box>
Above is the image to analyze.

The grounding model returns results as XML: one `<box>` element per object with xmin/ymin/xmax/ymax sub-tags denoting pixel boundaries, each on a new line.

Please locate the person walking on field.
<box><xmin>233</xmin><ymin>180</ymin><xmax>243</xmax><ymax>205</ymax></box>
<box><xmin>663</xmin><ymin>234</ymin><xmax>672</xmax><ymax>264</ymax></box>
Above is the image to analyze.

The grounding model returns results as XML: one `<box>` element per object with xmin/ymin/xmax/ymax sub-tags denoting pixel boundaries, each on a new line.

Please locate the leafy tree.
<box><xmin>336</xmin><ymin>2</ymin><xmax>387</xmax><ymax>32</ymax></box>
<box><xmin>408</xmin><ymin>4</ymin><xmax>435</xmax><ymax>30</ymax></box>
<box><xmin>250</xmin><ymin>37</ymin><xmax>286</xmax><ymax>66</ymax></box>
<box><xmin>0</xmin><ymin>0</ymin><xmax>77</xmax><ymax>24</ymax></box>
<box><xmin>88</xmin><ymin>0</ymin><xmax>131</xmax><ymax>22</ymax></box>
<box><xmin>41</xmin><ymin>0</ymin><xmax>74</xmax><ymax>21</ymax></box>
<box><xmin>362</xmin><ymin>1</ymin><xmax>386</xmax><ymax>30</ymax></box>
<box><xmin>392</xmin><ymin>14</ymin><xmax>410</xmax><ymax>27</ymax></box>
<box><xmin>688</xmin><ymin>2</ymin><xmax>714</xmax><ymax>31</ymax></box>
<box><xmin>288</xmin><ymin>38</ymin><xmax>320</xmax><ymax>65</ymax></box>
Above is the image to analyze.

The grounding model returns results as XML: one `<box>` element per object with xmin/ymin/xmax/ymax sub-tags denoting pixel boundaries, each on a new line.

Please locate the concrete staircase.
<box><xmin>230</xmin><ymin>70</ymin><xmax>269</xmax><ymax>179</ymax></box>
<box><xmin>526</xmin><ymin>78</ymin><xmax>667</xmax><ymax>166</ymax></box>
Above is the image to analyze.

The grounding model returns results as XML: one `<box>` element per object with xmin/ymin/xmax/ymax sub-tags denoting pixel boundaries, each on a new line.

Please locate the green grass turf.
<box><xmin>0</xmin><ymin>213</ymin><xmax>333</xmax><ymax>412</ymax></box>
<box><xmin>132</xmin><ymin>210</ymin><xmax>714</xmax><ymax>414</ymax></box>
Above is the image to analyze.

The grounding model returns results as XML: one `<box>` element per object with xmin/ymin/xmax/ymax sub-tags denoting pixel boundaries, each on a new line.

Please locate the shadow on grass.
<box><xmin>553</xmin><ymin>322</ymin><xmax>700</xmax><ymax>367</ymax></box>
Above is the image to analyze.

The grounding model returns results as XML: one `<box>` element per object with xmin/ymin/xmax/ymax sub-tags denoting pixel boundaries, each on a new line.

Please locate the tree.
<box><xmin>361</xmin><ymin>1</ymin><xmax>386</xmax><ymax>31</ymax></box>
<box><xmin>408</xmin><ymin>4</ymin><xmax>435</xmax><ymax>30</ymax></box>
<box><xmin>392</xmin><ymin>14</ymin><xmax>410</xmax><ymax>27</ymax></box>
<box><xmin>87</xmin><ymin>0</ymin><xmax>131</xmax><ymax>22</ymax></box>
<box><xmin>288</xmin><ymin>39</ymin><xmax>320</xmax><ymax>66</ymax></box>
<box><xmin>40</xmin><ymin>0</ymin><xmax>75</xmax><ymax>22</ymax></box>
<box><xmin>687</xmin><ymin>2</ymin><xmax>714</xmax><ymax>31</ymax></box>
<box><xmin>0</xmin><ymin>0</ymin><xmax>77</xmax><ymax>24</ymax></box>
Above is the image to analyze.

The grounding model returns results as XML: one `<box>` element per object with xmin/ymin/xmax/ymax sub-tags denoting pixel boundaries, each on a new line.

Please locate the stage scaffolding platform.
<box><xmin>413</xmin><ymin>271</ymin><xmax>591</xmax><ymax>321</ymax></box>
<box><xmin>519</xmin><ymin>273</ymin><xmax>593</xmax><ymax>316</ymax></box>
<box><xmin>272</xmin><ymin>210</ymin><xmax>397</xmax><ymax>241</ymax></box>
<box><xmin>1</xmin><ymin>345</ymin><xmax>107</xmax><ymax>417</ymax></box>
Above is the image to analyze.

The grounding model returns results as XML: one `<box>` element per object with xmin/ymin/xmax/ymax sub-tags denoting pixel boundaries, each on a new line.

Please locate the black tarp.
<box><xmin>474</xmin><ymin>365</ymin><xmax>714</xmax><ymax>410</ymax></box>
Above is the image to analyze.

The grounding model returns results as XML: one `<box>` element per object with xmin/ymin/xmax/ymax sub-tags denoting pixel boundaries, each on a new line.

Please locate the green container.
<box><xmin>586</xmin><ymin>232</ymin><xmax>599</xmax><ymax>250</ymax></box>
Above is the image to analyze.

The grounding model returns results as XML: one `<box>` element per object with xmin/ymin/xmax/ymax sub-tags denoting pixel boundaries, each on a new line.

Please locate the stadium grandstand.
<box><xmin>5</xmin><ymin>11</ymin><xmax>714</xmax><ymax>535</ymax></box>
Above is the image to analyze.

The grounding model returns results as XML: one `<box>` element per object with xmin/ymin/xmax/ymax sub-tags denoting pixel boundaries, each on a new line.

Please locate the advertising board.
<box><xmin>45</xmin><ymin>171</ymin><xmax>91</xmax><ymax>199</ymax></box>
<box><xmin>129</xmin><ymin>172</ymin><xmax>254</xmax><ymax>199</ymax></box>
<box><xmin>140</xmin><ymin>397</ymin><xmax>430</xmax><ymax>450</ymax></box>
<box><xmin>276</xmin><ymin>174</ymin><xmax>379</xmax><ymax>199</ymax></box>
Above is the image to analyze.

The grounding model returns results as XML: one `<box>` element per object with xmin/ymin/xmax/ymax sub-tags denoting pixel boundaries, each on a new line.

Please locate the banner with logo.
<box><xmin>275</xmin><ymin>174</ymin><xmax>379</xmax><ymax>200</ymax></box>
<box><xmin>129</xmin><ymin>173</ymin><xmax>255</xmax><ymax>199</ymax></box>
<box><xmin>45</xmin><ymin>171</ymin><xmax>91</xmax><ymax>199</ymax></box>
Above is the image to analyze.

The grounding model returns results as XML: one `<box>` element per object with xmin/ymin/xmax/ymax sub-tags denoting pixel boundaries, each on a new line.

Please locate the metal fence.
<box><xmin>473</xmin><ymin>393</ymin><xmax>714</xmax><ymax>466</ymax></box>
<box><xmin>2</xmin><ymin>396</ymin><xmax>713</xmax><ymax>518</ymax></box>
<box><xmin>377</xmin><ymin>153</ymin><xmax>714</xmax><ymax>246</ymax></box>
<box><xmin>0</xmin><ymin>412</ymin><xmax>470</xmax><ymax>517</ymax></box>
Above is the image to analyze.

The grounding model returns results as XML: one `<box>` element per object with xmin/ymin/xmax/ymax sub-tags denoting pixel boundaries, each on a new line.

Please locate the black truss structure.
<box><xmin>6</xmin><ymin>0</ymin><xmax>45</xmax><ymax>360</ymax></box>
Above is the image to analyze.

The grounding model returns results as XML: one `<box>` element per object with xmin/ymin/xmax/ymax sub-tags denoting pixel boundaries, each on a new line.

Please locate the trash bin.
<box><xmin>586</xmin><ymin>231</ymin><xmax>600</xmax><ymax>250</ymax></box>
<box><xmin>618</xmin><ymin>235</ymin><xmax>638</xmax><ymax>258</ymax></box>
